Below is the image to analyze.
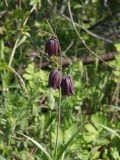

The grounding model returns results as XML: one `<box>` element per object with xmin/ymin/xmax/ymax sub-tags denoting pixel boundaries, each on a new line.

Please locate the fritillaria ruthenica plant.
<box><xmin>45</xmin><ymin>37</ymin><xmax>74</xmax><ymax>95</ymax></box>
<box><xmin>45</xmin><ymin>36</ymin><xmax>74</xmax><ymax>159</ymax></box>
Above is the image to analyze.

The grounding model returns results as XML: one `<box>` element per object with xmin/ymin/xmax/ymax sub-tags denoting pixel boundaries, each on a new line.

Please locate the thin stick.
<box><xmin>23</xmin><ymin>5</ymin><xmax>35</xmax><ymax>26</ymax></box>
<box><xmin>67</xmin><ymin>1</ymin><xmax>120</xmax><ymax>72</ymax></box>
<box><xmin>9</xmin><ymin>38</ymin><xmax>19</xmax><ymax>66</ymax></box>
<box><xmin>8</xmin><ymin>65</ymin><xmax>28</xmax><ymax>95</ymax></box>
<box><xmin>4</xmin><ymin>0</ymin><xmax>8</xmax><ymax>7</ymax></box>
<box><xmin>62</xmin><ymin>14</ymin><xmax>113</xmax><ymax>43</ymax></box>
<box><xmin>45</xmin><ymin>19</ymin><xmax>57</xmax><ymax>37</ymax></box>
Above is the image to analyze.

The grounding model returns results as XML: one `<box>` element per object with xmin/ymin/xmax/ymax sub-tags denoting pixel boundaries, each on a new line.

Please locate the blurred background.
<box><xmin>0</xmin><ymin>0</ymin><xmax>120</xmax><ymax>159</ymax></box>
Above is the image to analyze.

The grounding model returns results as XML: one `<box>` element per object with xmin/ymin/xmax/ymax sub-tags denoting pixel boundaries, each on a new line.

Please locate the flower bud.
<box><xmin>48</xmin><ymin>69</ymin><xmax>61</xmax><ymax>89</ymax></box>
<box><xmin>61</xmin><ymin>76</ymin><xmax>74</xmax><ymax>96</ymax></box>
<box><xmin>45</xmin><ymin>38</ymin><xmax>60</xmax><ymax>57</ymax></box>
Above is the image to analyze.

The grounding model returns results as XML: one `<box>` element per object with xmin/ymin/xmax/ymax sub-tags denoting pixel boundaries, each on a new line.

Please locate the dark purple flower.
<box><xmin>61</xmin><ymin>76</ymin><xmax>74</xmax><ymax>96</ymax></box>
<box><xmin>45</xmin><ymin>38</ymin><xmax>60</xmax><ymax>57</ymax></box>
<box><xmin>48</xmin><ymin>69</ymin><xmax>61</xmax><ymax>89</ymax></box>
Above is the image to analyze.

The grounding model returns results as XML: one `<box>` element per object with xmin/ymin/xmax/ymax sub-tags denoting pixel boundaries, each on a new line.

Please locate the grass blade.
<box><xmin>57</xmin><ymin>119</ymin><xmax>87</xmax><ymax>160</ymax></box>
<box><xmin>96</xmin><ymin>122</ymin><xmax>120</xmax><ymax>139</ymax></box>
<box><xmin>57</xmin><ymin>128</ymin><xmax>80</xmax><ymax>159</ymax></box>
<box><xmin>19</xmin><ymin>133</ymin><xmax>53</xmax><ymax>160</ymax></box>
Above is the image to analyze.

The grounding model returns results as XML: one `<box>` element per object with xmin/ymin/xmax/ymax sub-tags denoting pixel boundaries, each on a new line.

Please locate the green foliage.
<box><xmin>0</xmin><ymin>0</ymin><xmax>120</xmax><ymax>159</ymax></box>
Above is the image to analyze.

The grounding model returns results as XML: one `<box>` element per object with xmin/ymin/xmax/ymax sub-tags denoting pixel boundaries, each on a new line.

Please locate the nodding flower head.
<box><xmin>45</xmin><ymin>38</ymin><xmax>60</xmax><ymax>57</ymax></box>
<box><xmin>61</xmin><ymin>76</ymin><xmax>74</xmax><ymax>96</ymax></box>
<box><xmin>48</xmin><ymin>69</ymin><xmax>61</xmax><ymax>89</ymax></box>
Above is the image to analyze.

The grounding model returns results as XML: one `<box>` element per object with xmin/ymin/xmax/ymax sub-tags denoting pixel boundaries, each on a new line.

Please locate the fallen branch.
<box><xmin>38</xmin><ymin>51</ymin><xmax>116</xmax><ymax>69</ymax></box>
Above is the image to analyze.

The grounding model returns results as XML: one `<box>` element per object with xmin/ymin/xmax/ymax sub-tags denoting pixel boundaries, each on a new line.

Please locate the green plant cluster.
<box><xmin>0</xmin><ymin>0</ymin><xmax>120</xmax><ymax>159</ymax></box>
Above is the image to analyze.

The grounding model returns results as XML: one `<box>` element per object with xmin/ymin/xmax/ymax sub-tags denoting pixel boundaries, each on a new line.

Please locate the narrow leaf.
<box><xmin>19</xmin><ymin>133</ymin><xmax>53</xmax><ymax>160</ymax></box>
<box><xmin>96</xmin><ymin>122</ymin><xmax>120</xmax><ymax>139</ymax></box>
<box><xmin>57</xmin><ymin>119</ymin><xmax>87</xmax><ymax>160</ymax></box>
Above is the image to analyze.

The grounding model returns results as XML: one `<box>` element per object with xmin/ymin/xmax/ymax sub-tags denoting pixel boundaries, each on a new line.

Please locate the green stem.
<box><xmin>54</xmin><ymin>87</ymin><xmax>61</xmax><ymax>160</ymax></box>
<box><xmin>54</xmin><ymin>47</ymin><xmax>62</xmax><ymax>160</ymax></box>
<box><xmin>49</xmin><ymin>110</ymin><xmax>52</xmax><ymax>149</ymax></box>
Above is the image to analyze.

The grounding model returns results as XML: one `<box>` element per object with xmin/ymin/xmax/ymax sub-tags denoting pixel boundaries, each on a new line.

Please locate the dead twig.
<box><xmin>67</xmin><ymin>1</ymin><xmax>120</xmax><ymax>72</ymax></box>
<box><xmin>37</xmin><ymin>51</ymin><xmax>116</xmax><ymax>69</ymax></box>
